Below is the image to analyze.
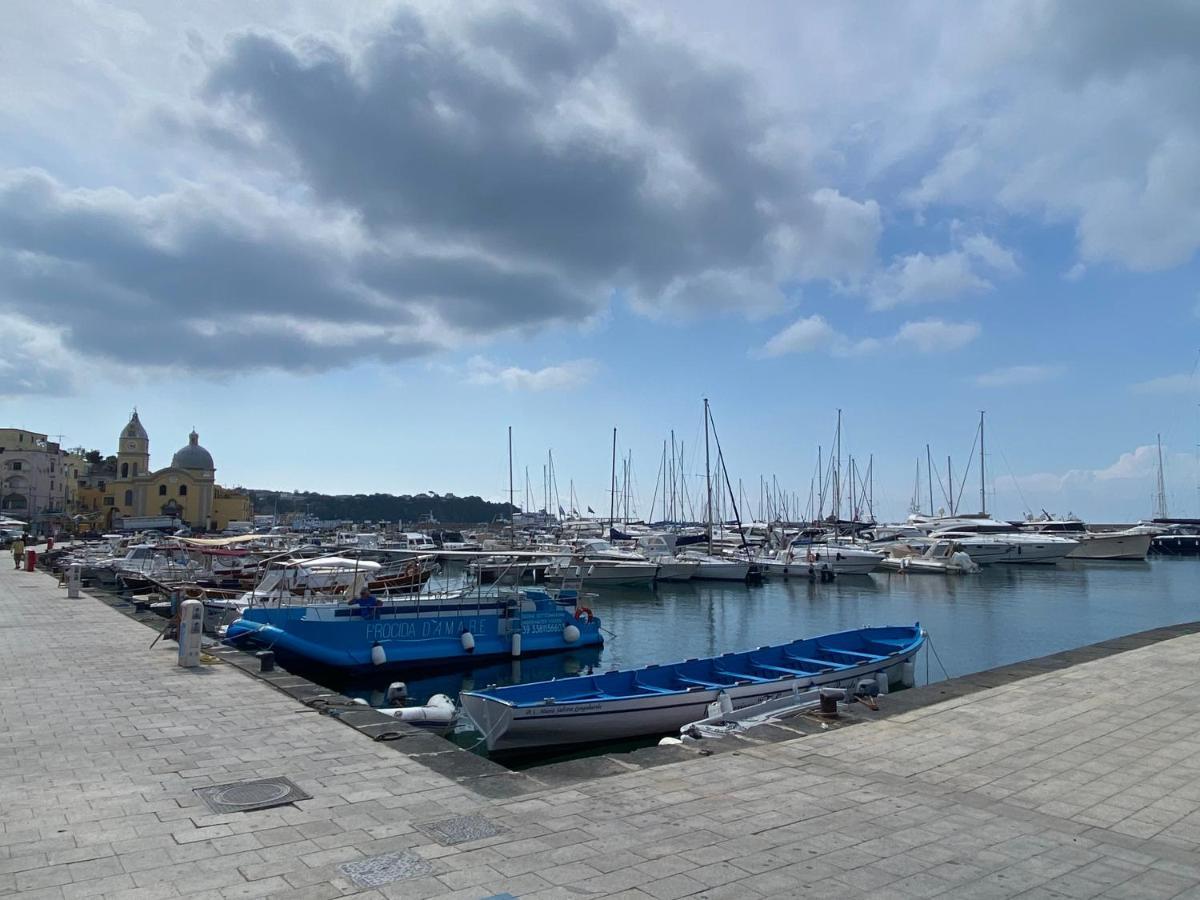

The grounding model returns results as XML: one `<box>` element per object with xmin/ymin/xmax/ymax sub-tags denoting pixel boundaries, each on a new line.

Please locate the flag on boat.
<box><xmin>587</xmin><ymin>506</ymin><xmax>594</xmax><ymax>513</ymax></box>
<box><xmin>558</xmin><ymin>505</ymin><xmax>566</xmax><ymax>517</ymax></box>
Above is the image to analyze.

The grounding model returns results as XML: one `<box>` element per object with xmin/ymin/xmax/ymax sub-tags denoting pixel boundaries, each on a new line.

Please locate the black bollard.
<box><xmin>256</xmin><ymin>650</ymin><xmax>276</xmax><ymax>673</ymax></box>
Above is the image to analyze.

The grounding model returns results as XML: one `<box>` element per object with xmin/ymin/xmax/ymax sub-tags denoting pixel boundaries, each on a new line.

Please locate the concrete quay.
<box><xmin>6</xmin><ymin>562</ymin><xmax>1200</xmax><ymax>898</ymax></box>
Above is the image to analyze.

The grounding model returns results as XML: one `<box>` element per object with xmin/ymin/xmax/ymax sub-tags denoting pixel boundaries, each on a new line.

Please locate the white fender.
<box><xmin>370</xmin><ymin>641</ymin><xmax>386</xmax><ymax>666</ymax></box>
<box><xmin>460</xmin><ymin>631</ymin><xmax>476</xmax><ymax>653</ymax></box>
<box><xmin>562</xmin><ymin>623</ymin><xmax>581</xmax><ymax>644</ymax></box>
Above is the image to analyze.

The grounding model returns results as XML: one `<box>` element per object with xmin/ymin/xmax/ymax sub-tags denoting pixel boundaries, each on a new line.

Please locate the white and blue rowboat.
<box><xmin>460</xmin><ymin>624</ymin><xmax>925</xmax><ymax>753</ymax></box>
<box><xmin>224</xmin><ymin>587</ymin><xmax>602</xmax><ymax>671</ymax></box>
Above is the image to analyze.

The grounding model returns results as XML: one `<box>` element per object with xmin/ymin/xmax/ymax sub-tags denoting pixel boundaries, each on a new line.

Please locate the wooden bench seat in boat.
<box><xmin>675</xmin><ymin>675</ymin><xmax>731</xmax><ymax>689</ymax></box>
<box><xmin>783</xmin><ymin>653</ymin><xmax>844</xmax><ymax>672</ymax></box>
<box><xmin>750</xmin><ymin>658</ymin><xmax>818</xmax><ymax>677</ymax></box>
<box><xmin>819</xmin><ymin>646</ymin><xmax>886</xmax><ymax>662</ymax></box>
<box><xmin>713</xmin><ymin>666</ymin><xmax>770</xmax><ymax>683</ymax></box>
<box><xmin>633</xmin><ymin>679</ymin><xmax>678</xmax><ymax>694</ymax></box>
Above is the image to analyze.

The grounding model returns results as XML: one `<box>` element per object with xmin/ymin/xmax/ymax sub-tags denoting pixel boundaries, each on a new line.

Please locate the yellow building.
<box><xmin>100</xmin><ymin>411</ymin><xmax>251</xmax><ymax>532</ymax></box>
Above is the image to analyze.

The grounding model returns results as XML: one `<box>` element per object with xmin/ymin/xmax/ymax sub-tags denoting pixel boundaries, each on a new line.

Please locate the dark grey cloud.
<box><xmin>0</xmin><ymin>2</ymin><xmax>876</xmax><ymax>381</ymax></box>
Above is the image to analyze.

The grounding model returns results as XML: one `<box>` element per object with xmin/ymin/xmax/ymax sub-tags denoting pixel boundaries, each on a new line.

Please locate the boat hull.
<box><xmin>461</xmin><ymin>625</ymin><xmax>923</xmax><ymax>752</ymax></box>
<box><xmin>1068</xmin><ymin>532</ymin><xmax>1152</xmax><ymax>561</ymax></box>
<box><xmin>225</xmin><ymin>593</ymin><xmax>602</xmax><ymax>671</ymax></box>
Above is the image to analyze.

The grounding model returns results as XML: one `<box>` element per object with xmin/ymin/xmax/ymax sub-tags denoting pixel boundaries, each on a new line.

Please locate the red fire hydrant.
<box><xmin>24</xmin><ymin>548</ymin><xmax>36</xmax><ymax>572</ymax></box>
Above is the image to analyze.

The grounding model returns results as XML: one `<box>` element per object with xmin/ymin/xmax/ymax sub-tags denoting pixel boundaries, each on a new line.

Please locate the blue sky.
<box><xmin>1</xmin><ymin>1</ymin><xmax>1198</xmax><ymax>521</ymax></box>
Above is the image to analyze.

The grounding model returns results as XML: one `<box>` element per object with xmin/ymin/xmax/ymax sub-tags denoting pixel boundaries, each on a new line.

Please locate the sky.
<box><xmin>1</xmin><ymin>0</ymin><xmax>1198</xmax><ymax>522</ymax></box>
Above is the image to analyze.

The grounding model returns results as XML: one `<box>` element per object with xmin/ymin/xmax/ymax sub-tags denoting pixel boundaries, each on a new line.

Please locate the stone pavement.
<box><xmin>5</xmin><ymin>561</ymin><xmax>1200</xmax><ymax>899</ymax></box>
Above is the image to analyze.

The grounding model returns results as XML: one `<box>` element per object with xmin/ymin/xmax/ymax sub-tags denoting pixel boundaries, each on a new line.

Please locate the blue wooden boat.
<box><xmin>223</xmin><ymin>587</ymin><xmax>602</xmax><ymax>671</ymax></box>
<box><xmin>460</xmin><ymin>624</ymin><xmax>924</xmax><ymax>752</ymax></box>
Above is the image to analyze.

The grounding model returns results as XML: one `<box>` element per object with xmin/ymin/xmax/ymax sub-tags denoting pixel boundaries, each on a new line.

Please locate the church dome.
<box><xmin>122</xmin><ymin>410</ymin><xmax>148</xmax><ymax>441</ymax></box>
<box><xmin>172</xmin><ymin>430</ymin><xmax>214</xmax><ymax>471</ymax></box>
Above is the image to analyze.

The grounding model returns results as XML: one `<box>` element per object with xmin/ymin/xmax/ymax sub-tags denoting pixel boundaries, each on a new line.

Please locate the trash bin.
<box><xmin>25</xmin><ymin>548</ymin><xmax>37</xmax><ymax>572</ymax></box>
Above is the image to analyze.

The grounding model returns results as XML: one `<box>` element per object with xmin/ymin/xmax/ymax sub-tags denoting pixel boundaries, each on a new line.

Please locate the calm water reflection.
<box><xmin>325</xmin><ymin>558</ymin><xmax>1198</xmax><ymax>751</ymax></box>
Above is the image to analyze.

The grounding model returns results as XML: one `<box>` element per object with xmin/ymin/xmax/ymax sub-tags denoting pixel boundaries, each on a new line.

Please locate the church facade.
<box><xmin>90</xmin><ymin>411</ymin><xmax>251</xmax><ymax>531</ymax></box>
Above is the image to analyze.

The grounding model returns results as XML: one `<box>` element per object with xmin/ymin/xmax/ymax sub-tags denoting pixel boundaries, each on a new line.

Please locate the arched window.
<box><xmin>124</xmin><ymin>490</ymin><xmax>133</xmax><ymax>506</ymax></box>
<box><xmin>179</xmin><ymin>484</ymin><xmax>188</xmax><ymax>497</ymax></box>
<box><xmin>158</xmin><ymin>485</ymin><xmax>167</xmax><ymax>496</ymax></box>
<box><xmin>120</xmin><ymin>463</ymin><xmax>129</xmax><ymax>478</ymax></box>
<box><xmin>132</xmin><ymin>463</ymin><xmax>139</xmax><ymax>476</ymax></box>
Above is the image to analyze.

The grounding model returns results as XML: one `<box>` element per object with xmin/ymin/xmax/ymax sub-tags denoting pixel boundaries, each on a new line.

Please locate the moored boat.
<box><xmin>460</xmin><ymin>624</ymin><xmax>924</xmax><ymax>752</ymax></box>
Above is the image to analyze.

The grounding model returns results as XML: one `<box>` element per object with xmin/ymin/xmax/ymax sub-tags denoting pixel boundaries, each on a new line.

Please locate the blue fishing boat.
<box><xmin>460</xmin><ymin>624</ymin><xmax>924</xmax><ymax>752</ymax></box>
<box><xmin>223</xmin><ymin>586</ymin><xmax>602</xmax><ymax>671</ymax></box>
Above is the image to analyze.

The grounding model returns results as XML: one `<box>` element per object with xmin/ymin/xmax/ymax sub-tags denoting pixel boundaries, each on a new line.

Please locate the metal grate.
<box><xmin>416</xmin><ymin>814</ymin><xmax>505</xmax><ymax>846</ymax></box>
<box><xmin>194</xmin><ymin>776</ymin><xmax>311</xmax><ymax>813</ymax></box>
<box><xmin>339</xmin><ymin>851</ymin><xmax>433</xmax><ymax>887</ymax></box>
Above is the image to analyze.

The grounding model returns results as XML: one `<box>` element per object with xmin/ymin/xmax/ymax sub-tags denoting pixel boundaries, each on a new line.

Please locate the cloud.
<box><xmin>891</xmin><ymin>319</ymin><xmax>980</xmax><ymax>353</ymax></box>
<box><xmin>0</xmin><ymin>315</ymin><xmax>81</xmax><ymax>398</ymax></box>
<box><xmin>759</xmin><ymin>316</ymin><xmax>977</xmax><ymax>358</ymax></box>
<box><xmin>866</xmin><ymin>231</ymin><xmax>1017</xmax><ymax>310</ymax></box>
<box><xmin>1131</xmin><ymin>373</ymin><xmax>1199</xmax><ymax>394</ymax></box>
<box><xmin>887</xmin><ymin>2</ymin><xmax>1200</xmax><ymax>272</ymax></box>
<box><xmin>465</xmin><ymin>356</ymin><xmax>598</xmax><ymax>391</ymax></box>
<box><xmin>0</xmin><ymin>3</ymin><xmax>890</xmax><ymax>387</ymax></box>
<box><xmin>975</xmin><ymin>364</ymin><xmax>1064</xmax><ymax>387</ymax></box>
<box><xmin>995</xmin><ymin>444</ymin><xmax>1199</xmax><ymax>520</ymax></box>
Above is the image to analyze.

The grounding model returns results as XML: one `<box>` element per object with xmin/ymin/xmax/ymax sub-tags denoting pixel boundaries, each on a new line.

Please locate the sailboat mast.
<box><xmin>834</xmin><ymin>409</ymin><xmax>842</xmax><ymax>521</ymax></box>
<box><xmin>817</xmin><ymin>445</ymin><xmax>824</xmax><ymax>520</ymax></box>
<box><xmin>927</xmin><ymin>443</ymin><xmax>934</xmax><ymax>515</ymax></box>
<box><xmin>508</xmin><ymin>426</ymin><xmax>515</xmax><ymax>547</ymax></box>
<box><xmin>670</xmin><ymin>430</ymin><xmax>677</xmax><ymax>523</ymax></box>
<box><xmin>704</xmin><ymin>398</ymin><xmax>713</xmax><ymax>554</ymax></box>
<box><xmin>1155</xmin><ymin>433</ymin><xmax>1168</xmax><ymax>519</ymax></box>
<box><xmin>979</xmin><ymin>410</ymin><xmax>987</xmax><ymax>515</ymax></box>
<box><xmin>609</xmin><ymin>427</ymin><xmax>617</xmax><ymax>533</ymax></box>
<box><xmin>947</xmin><ymin>456</ymin><xmax>954</xmax><ymax>516</ymax></box>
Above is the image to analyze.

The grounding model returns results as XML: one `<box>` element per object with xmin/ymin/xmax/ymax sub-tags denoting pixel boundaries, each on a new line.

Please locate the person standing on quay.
<box><xmin>11</xmin><ymin>534</ymin><xmax>26</xmax><ymax>570</ymax></box>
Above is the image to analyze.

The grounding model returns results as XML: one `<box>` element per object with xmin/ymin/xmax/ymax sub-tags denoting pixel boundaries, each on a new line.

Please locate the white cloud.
<box><xmin>975</xmin><ymin>364</ymin><xmax>1064</xmax><ymax>387</ymax></box>
<box><xmin>759</xmin><ymin>316</ymin><xmax>978</xmax><ymax>358</ymax></box>
<box><xmin>1131</xmin><ymin>373</ymin><xmax>1199</xmax><ymax>395</ymax></box>
<box><xmin>465</xmin><ymin>356</ymin><xmax>598</xmax><ymax>391</ymax></box>
<box><xmin>960</xmin><ymin>233</ymin><xmax>1020</xmax><ymax>276</ymax></box>
<box><xmin>1063</xmin><ymin>262</ymin><xmax>1087</xmax><ymax>281</ymax></box>
<box><xmin>868</xmin><ymin>251</ymin><xmax>988</xmax><ymax>310</ymax></box>
<box><xmin>994</xmin><ymin>445</ymin><xmax>1199</xmax><ymax>520</ymax></box>
<box><xmin>760</xmin><ymin>315</ymin><xmax>839</xmax><ymax>357</ymax></box>
<box><xmin>891</xmin><ymin>319</ymin><xmax>980</xmax><ymax>353</ymax></box>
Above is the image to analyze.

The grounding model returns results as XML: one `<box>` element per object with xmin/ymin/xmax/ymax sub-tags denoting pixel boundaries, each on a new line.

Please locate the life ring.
<box><xmin>575</xmin><ymin>606</ymin><xmax>594</xmax><ymax>623</ymax></box>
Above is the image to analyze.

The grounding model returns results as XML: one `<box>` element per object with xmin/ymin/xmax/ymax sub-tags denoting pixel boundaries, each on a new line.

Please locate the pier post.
<box><xmin>178</xmin><ymin>598</ymin><xmax>204</xmax><ymax>668</ymax></box>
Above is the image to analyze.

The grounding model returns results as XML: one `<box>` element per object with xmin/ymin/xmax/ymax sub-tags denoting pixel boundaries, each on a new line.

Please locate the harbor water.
<box><xmin>302</xmin><ymin>558</ymin><xmax>1200</xmax><ymax>758</ymax></box>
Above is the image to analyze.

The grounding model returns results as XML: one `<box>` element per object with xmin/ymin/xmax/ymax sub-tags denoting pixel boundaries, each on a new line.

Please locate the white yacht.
<box><xmin>752</xmin><ymin>539</ymin><xmax>882</xmax><ymax>577</ymax></box>
<box><xmin>634</xmin><ymin>535</ymin><xmax>699</xmax><ymax>582</ymax></box>
<box><xmin>676</xmin><ymin>548</ymin><xmax>751</xmax><ymax>582</ymax></box>
<box><xmin>1020</xmin><ymin>517</ymin><xmax>1152</xmax><ymax>561</ymax></box>
<box><xmin>908</xmin><ymin>515</ymin><xmax>1078</xmax><ymax>564</ymax></box>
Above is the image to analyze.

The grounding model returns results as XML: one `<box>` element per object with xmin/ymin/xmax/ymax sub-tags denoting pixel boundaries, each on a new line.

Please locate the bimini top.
<box><xmin>171</xmin><ymin>430</ymin><xmax>214</xmax><ymax>471</ymax></box>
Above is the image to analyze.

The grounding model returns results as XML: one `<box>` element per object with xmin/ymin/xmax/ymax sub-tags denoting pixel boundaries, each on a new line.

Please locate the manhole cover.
<box><xmin>416</xmin><ymin>815</ymin><xmax>505</xmax><ymax>846</ymax></box>
<box><xmin>194</xmin><ymin>777</ymin><xmax>311</xmax><ymax>813</ymax></box>
<box><xmin>339</xmin><ymin>851</ymin><xmax>433</xmax><ymax>887</ymax></box>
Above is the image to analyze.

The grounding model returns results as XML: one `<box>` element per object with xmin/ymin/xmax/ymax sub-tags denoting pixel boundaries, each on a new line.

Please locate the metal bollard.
<box><xmin>67</xmin><ymin>563</ymin><xmax>82</xmax><ymax>599</ymax></box>
<box><xmin>256</xmin><ymin>650</ymin><xmax>276</xmax><ymax>673</ymax></box>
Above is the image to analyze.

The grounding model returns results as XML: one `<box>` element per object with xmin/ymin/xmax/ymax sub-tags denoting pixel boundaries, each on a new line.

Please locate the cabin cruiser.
<box><xmin>1019</xmin><ymin>516</ymin><xmax>1153</xmax><ymax>561</ymax></box>
<box><xmin>908</xmin><ymin>514</ymin><xmax>1078</xmax><ymax>564</ymax></box>
<box><xmin>752</xmin><ymin>538</ymin><xmax>882</xmax><ymax>577</ymax></box>
<box><xmin>634</xmin><ymin>535</ymin><xmax>699</xmax><ymax>581</ymax></box>
<box><xmin>675</xmin><ymin>549</ymin><xmax>751</xmax><ymax>582</ymax></box>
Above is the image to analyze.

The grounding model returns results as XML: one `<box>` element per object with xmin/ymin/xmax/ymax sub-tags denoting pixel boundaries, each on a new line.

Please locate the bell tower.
<box><xmin>117</xmin><ymin>409</ymin><xmax>150</xmax><ymax>479</ymax></box>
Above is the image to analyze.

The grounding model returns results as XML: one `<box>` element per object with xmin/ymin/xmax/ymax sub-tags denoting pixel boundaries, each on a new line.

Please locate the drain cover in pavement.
<box><xmin>338</xmin><ymin>851</ymin><xmax>433</xmax><ymax>887</ymax></box>
<box><xmin>194</xmin><ymin>776</ymin><xmax>311</xmax><ymax>813</ymax></box>
<box><xmin>416</xmin><ymin>814</ymin><xmax>505</xmax><ymax>845</ymax></box>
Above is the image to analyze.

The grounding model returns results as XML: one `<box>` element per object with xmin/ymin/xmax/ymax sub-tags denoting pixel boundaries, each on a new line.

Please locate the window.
<box><xmin>132</xmin><ymin>463</ymin><xmax>139</xmax><ymax>476</ymax></box>
<box><xmin>124</xmin><ymin>490</ymin><xmax>133</xmax><ymax>506</ymax></box>
<box><xmin>103</xmin><ymin>497</ymin><xmax>114</xmax><ymax>506</ymax></box>
<box><xmin>158</xmin><ymin>485</ymin><xmax>167</xmax><ymax>496</ymax></box>
<box><xmin>10</xmin><ymin>461</ymin><xmax>20</xmax><ymax>471</ymax></box>
<box><xmin>179</xmin><ymin>485</ymin><xmax>188</xmax><ymax>497</ymax></box>
<box><xmin>120</xmin><ymin>463</ymin><xmax>128</xmax><ymax>478</ymax></box>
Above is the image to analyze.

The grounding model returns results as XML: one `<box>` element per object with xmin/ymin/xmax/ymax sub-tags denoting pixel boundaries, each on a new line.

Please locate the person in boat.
<box><xmin>348</xmin><ymin>584</ymin><xmax>380</xmax><ymax>618</ymax></box>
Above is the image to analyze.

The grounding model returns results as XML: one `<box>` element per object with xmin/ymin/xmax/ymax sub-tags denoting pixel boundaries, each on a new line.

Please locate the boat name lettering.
<box><xmin>365</xmin><ymin>618</ymin><xmax>487</xmax><ymax>641</ymax></box>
